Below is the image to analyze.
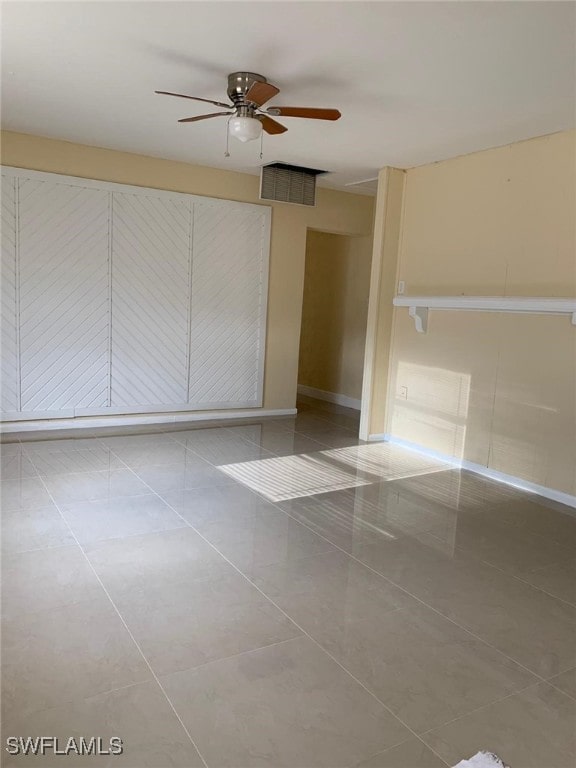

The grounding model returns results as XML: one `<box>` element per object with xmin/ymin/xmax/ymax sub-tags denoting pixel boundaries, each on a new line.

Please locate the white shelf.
<box><xmin>393</xmin><ymin>296</ymin><xmax>576</xmax><ymax>333</ymax></box>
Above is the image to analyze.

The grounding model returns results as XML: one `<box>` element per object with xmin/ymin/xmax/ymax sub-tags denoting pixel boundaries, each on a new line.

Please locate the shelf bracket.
<box><xmin>409</xmin><ymin>305</ymin><xmax>428</xmax><ymax>333</ymax></box>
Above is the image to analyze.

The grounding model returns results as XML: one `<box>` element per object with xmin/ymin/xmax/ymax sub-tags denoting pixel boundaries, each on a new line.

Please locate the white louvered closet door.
<box><xmin>110</xmin><ymin>192</ymin><xmax>192</xmax><ymax>406</ymax></box>
<box><xmin>18</xmin><ymin>179</ymin><xmax>110</xmax><ymax>413</ymax></box>
<box><xmin>189</xmin><ymin>201</ymin><xmax>269</xmax><ymax>408</ymax></box>
<box><xmin>1</xmin><ymin>174</ymin><xmax>19</xmax><ymax>415</ymax></box>
<box><xmin>1</xmin><ymin>167</ymin><xmax>270</xmax><ymax>422</ymax></box>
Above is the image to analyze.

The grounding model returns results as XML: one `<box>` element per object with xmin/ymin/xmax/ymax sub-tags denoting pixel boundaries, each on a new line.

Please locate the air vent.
<box><xmin>260</xmin><ymin>162</ymin><xmax>327</xmax><ymax>206</ymax></box>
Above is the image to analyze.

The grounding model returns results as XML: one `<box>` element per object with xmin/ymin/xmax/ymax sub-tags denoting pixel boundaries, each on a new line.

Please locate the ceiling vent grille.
<box><xmin>260</xmin><ymin>162</ymin><xmax>326</xmax><ymax>206</ymax></box>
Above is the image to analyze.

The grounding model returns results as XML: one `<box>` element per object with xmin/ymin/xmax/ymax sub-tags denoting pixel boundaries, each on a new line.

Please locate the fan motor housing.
<box><xmin>227</xmin><ymin>72</ymin><xmax>266</xmax><ymax>105</ymax></box>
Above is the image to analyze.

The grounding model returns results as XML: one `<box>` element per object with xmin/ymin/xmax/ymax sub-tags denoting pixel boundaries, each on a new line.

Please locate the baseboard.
<box><xmin>0</xmin><ymin>408</ymin><xmax>298</xmax><ymax>434</ymax></box>
<box><xmin>297</xmin><ymin>384</ymin><xmax>361</xmax><ymax>411</ymax></box>
<box><xmin>368</xmin><ymin>432</ymin><xmax>576</xmax><ymax>511</ymax></box>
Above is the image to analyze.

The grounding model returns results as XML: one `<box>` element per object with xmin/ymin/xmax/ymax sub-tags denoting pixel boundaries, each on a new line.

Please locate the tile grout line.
<box><xmin>34</xmin><ymin>474</ymin><xmax>211</xmax><ymax>768</ymax></box>
<box><xmin>276</xmin><ymin>498</ymin><xmax>556</xmax><ymax>686</ymax></box>
<box><xmin>16</xmin><ymin>426</ymin><xmax>572</xmax><ymax>763</ymax></box>
<box><xmin>13</xmin><ymin>679</ymin><xmax>159</xmax><ymax>723</ymax></box>
<box><xmin>546</xmin><ymin>678</ymin><xmax>576</xmax><ymax>703</ymax></box>
<box><xmin>468</xmin><ymin>555</ymin><xmax>576</xmax><ymax>610</ymax></box>
<box><xmin>115</xmin><ymin>431</ymin><xmax>559</xmax><ymax>689</ymax></box>
<box><xmin>110</xmin><ymin>451</ymin><xmax>451</xmax><ymax>767</ymax></box>
<box><xmin>239</xmin><ymin>505</ymin><xmax>568</xmax><ymax>753</ymax></box>
<box><xmin>418</xmin><ymin>676</ymin><xmax>572</xmax><ymax>742</ymax></box>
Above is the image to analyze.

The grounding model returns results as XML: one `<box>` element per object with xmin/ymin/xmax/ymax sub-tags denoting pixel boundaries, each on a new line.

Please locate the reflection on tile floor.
<box><xmin>2</xmin><ymin>397</ymin><xmax>575</xmax><ymax>767</ymax></box>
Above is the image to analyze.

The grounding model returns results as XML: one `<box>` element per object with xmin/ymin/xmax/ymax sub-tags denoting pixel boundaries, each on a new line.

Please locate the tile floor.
<box><xmin>1</xmin><ymin>398</ymin><xmax>575</xmax><ymax>767</ymax></box>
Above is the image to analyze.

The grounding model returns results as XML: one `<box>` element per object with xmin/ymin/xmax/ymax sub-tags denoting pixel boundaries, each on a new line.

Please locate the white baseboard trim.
<box><xmin>1</xmin><ymin>408</ymin><xmax>298</xmax><ymax>434</ymax></box>
<box><xmin>368</xmin><ymin>432</ymin><xmax>576</xmax><ymax>510</ymax></box>
<box><xmin>297</xmin><ymin>384</ymin><xmax>361</xmax><ymax>411</ymax></box>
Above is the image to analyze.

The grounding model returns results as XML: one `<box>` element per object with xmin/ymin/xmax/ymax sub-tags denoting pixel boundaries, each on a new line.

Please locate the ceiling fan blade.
<box><xmin>258</xmin><ymin>115</ymin><xmax>288</xmax><ymax>135</ymax></box>
<box><xmin>266</xmin><ymin>107</ymin><xmax>341</xmax><ymax>121</ymax></box>
<box><xmin>178</xmin><ymin>112</ymin><xmax>233</xmax><ymax>123</ymax></box>
<box><xmin>245</xmin><ymin>81</ymin><xmax>280</xmax><ymax>107</ymax></box>
<box><xmin>156</xmin><ymin>91</ymin><xmax>232</xmax><ymax>109</ymax></box>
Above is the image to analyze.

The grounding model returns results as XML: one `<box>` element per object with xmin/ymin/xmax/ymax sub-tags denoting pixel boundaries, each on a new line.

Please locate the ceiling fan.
<box><xmin>156</xmin><ymin>71</ymin><xmax>341</xmax><ymax>143</ymax></box>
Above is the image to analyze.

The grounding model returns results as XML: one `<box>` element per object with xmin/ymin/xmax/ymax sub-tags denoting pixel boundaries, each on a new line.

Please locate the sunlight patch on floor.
<box><xmin>319</xmin><ymin>442</ymin><xmax>447</xmax><ymax>481</ymax></box>
<box><xmin>219</xmin><ymin>443</ymin><xmax>449</xmax><ymax>502</ymax></box>
<box><xmin>218</xmin><ymin>452</ymin><xmax>372</xmax><ymax>502</ymax></box>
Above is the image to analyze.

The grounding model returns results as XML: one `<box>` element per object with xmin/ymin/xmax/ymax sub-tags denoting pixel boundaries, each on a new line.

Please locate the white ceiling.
<box><xmin>2</xmin><ymin>1</ymin><xmax>575</xmax><ymax>193</ymax></box>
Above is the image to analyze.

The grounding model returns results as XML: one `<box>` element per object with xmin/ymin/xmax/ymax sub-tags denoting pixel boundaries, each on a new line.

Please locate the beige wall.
<box><xmin>298</xmin><ymin>230</ymin><xmax>372</xmax><ymax>401</ymax></box>
<box><xmin>382</xmin><ymin>130</ymin><xmax>576</xmax><ymax>496</ymax></box>
<box><xmin>0</xmin><ymin>131</ymin><xmax>374</xmax><ymax>412</ymax></box>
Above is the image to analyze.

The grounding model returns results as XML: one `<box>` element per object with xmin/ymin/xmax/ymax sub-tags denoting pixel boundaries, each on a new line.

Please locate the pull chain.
<box><xmin>224</xmin><ymin>119</ymin><xmax>230</xmax><ymax>157</ymax></box>
<box><xmin>259</xmin><ymin>130</ymin><xmax>263</xmax><ymax>160</ymax></box>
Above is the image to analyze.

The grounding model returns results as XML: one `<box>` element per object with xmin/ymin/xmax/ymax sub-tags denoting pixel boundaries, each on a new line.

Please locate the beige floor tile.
<box><xmin>119</xmin><ymin>571</ymin><xmax>301</xmax><ymax>675</ymax></box>
<box><xmin>1</xmin><ymin>453</ymin><xmax>38</xmax><ymax>480</ymax></box>
<box><xmin>160</xmin><ymin>483</ymin><xmax>274</xmax><ymax>527</ymax></box>
<box><xmin>242</xmin><ymin>430</ymin><xmax>329</xmax><ymax>456</ymax></box>
<box><xmin>279</xmin><ymin>413</ymin><xmax>334</xmax><ymax>431</ymax></box>
<box><xmin>105</xmin><ymin>441</ymin><xmax>191</xmax><ymax>468</ymax></box>
<box><xmin>349</xmin><ymin>534</ymin><xmax>576</xmax><ymax>678</ymax></box>
<box><xmin>320</xmin><ymin>443</ymin><xmax>445</xmax><ymax>483</ymax></box>
<box><xmin>169</xmin><ymin>427</ymin><xmax>241</xmax><ymax>446</ymax></box>
<box><xmin>279</xmin><ymin>488</ymin><xmax>411</xmax><ymax>552</ymax></box>
<box><xmin>342</xmin><ymin>479</ymin><xmax>459</xmax><ymax>537</ymax></box>
<box><xmin>161</xmin><ymin>636</ymin><xmax>410</xmax><ymax>768</ymax></box>
<box><xmin>304</xmin><ymin>602</ymin><xmax>536</xmax><ymax>733</ymax></box>
<box><xmin>1</xmin><ymin>506</ymin><xmax>75</xmax><ymax>553</ymax></box>
<box><xmin>3</xmin><ymin>681</ymin><xmax>204</xmax><ymax>767</ymax></box>
<box><xmin>250</xmin><ymin>549</ymin><xmax>413</xmax><ymax>628</ymax></box>
<box><xmin>390</xmin><ymin>469</ymin><xmax>523</xmax><ymax>512</ymax></box>
<box><xmin>2</xmin><ymin>598</ymin><xmax>150</xmax><ymax>717</ymax></box>
<box><xmin>133</xmin><ymin>455</ymin><xmax>235</xmax><ymax>493</ymax></box>
<box><xmin>426</xmin><ymin>512</ymin><xmax>573</xmax><ymax>580</ymax></box>
<box><xmin>43</xmin><ymin>468</ymin><xmax>150</xmax><ymax>504</ymax></box>
<box><xmin>293</xmin><ymin>424</ymin><xmax>364</xmax><ymax>449</ymax></box>
<box><xmin>29</xmin><ymin>448</ymin><xmax>125</xmax><ymax>476</ymax></box>
<box><xmin>4</xmin><ymin>409</ymin><xmax>575</xmax><ymax>766</ymax></box>
<box><xmin>520</xmin><ymin>557</ymin><xmax>576</xmax><ymax>605</ymax></box>
<box><xmin>312</xmin><ymin>411</ymin><xmax>360</xmax><ymax>431</ymax></box>
<box><xmin>549</xmin><ymin>667</ymin><xmax>576</xmax><ymax>700</ymax></box>
<box><xmin>1</xmin><ymin>477</ymin><xmax>53</xmax><ymax>511</ymax></box>
<box><xmin>354</xmin><ymin>738</ymin><xmax>447</xmax><ymax>768</ymax></box>
<box><xmin>219</xmin><ymin>451</ymin><xmax>372</xmax><ymax>503</ymax></box>
<box><xmin>2</xmin><ymin>545</ymin><xmax>103</xmax><ymax>618</ymax></box>
<box><xmin>196</xmin><ymin>507</ymin><xmax>336</xmax><ymax>573</ymax></box>
<box><xmin>0</xmin><ymin>442</ymin><xmax>25</xmax><ymax>454</ymax></box>
<box><xmin>486</xmin><ymin>497</ymin><xmax>576</xmax><ymax>547</ymax></box>
<box><xmin>423</xmin><ymin>683</ymin><xmax>576</xmax><ymax>768</ymax></box>
<box><xmin>254</xmin><ymin>549</ymin><xmax>539</xmax><ymax>733</ymax></box>
<box><xmin>185</xmin><ymin>434</ymin><xmax>274</xmax><ymax>465</ymax></box>
<box><xmin>85</xmin><ymin>527</ymin><xmax>230</xmax><ymax>603</ymax></box>
<box><xmin>99</xmin><ymin>434</ymin><xmax>176</xmax><ymax>449</ymax></box>
<box><xmin>21</xmin><ymin>438</ymin><xmax>105</xmax><ymax>454</ymax></box>
<box><xmin>59</xmin><ymin>494</ymin><xmax>186</xmax><ymax>545</ymax></box>
<box><xmin>224</xmin><ymin>422</ymin><xmax>298</xmax><ymax>444</ymax></box>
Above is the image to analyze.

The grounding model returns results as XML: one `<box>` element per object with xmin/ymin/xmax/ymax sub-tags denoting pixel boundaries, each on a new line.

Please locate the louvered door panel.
<box><xmin>18</xmin><ymin>179</ymin><xmax>110</xmax><ymax>412</ymax></box>
<box><xmin>111</xmin><ymin>192</ymin><xmax>191</xmax><ymax>406</ymax></box>
<box><xmin>189</xmin><ymin>201</ymin><xmax>268</xmax><ymax>408</ymax></box>
<box><xmin>1</xmin><ymin>174</ymin><xmax>19</xmax><ymax>413</ymax></box>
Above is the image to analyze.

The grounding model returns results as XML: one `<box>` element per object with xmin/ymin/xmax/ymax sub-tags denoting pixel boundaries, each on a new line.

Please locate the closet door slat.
<box><xmin>18</xmin><ymin>179</ymin><xmax>110</xmax><ymax>412</ymax></box>
<box><xmin>110</xmin><ymin>191</ymin><xmax>191</xmax><ymax>407</ymax></box>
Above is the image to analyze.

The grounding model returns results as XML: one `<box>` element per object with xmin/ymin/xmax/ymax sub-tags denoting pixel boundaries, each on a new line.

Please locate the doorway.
<box><xmin>297</xmin><ymin>229</ymin><xmax>372</xmax><ymax>412</ymax></box>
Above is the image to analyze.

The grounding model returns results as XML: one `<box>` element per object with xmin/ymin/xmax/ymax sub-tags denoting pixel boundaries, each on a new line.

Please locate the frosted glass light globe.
<box><xmin>228</xmin><ymin>116</ymin><xmax>263</xmax><ymax>143</ymax></box>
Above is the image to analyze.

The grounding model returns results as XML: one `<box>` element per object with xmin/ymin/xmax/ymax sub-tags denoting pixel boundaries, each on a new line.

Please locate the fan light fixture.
<box><xmin>228</xmin><ymin>115</ymin><xmax>263</xmax><ymax>143</ymax></box>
